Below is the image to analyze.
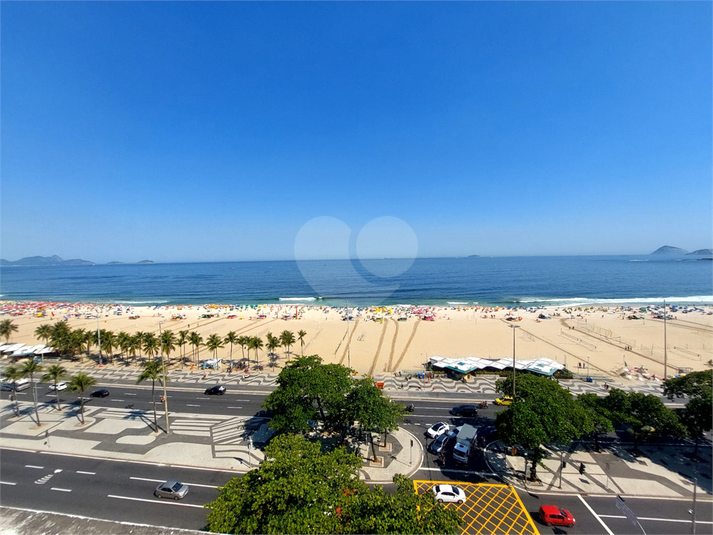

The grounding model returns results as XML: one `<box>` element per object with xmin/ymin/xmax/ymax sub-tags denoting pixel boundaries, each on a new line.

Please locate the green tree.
<box><xmin>100</xmin><ymin>329</ymin><xmax>116</xmax><ymax>364</ymax></box>
<box><xmin>280</xmin><ymin>330</ymin><xmax>295</xmax><ymax>359</ymax></box>
<box><xmin>142</xmin><ymin>333</ymin><xmax>159</xmax><ymax>359</ymax></box>
<box><xmin>189</xmin><ymin>332</ymin><xmax>203</xmax><ymax>364</ymax></box>
<box><xmin>297</xmin><ymin>329</ymin><xmax>307</xmax><ymax>356</ymax></box>
<box><xmin>266</xmin><ymin>333</ymin><xmax>280</xmax><ymax>369</ymax></box>
<box><xmin>575</xmin><ymin>393</ymin><xmax>615</xmax><ymax>451</ymax></box>
<box><xmin>136</xmin><ymin>359</ymin><xmax>167</xmax><ymax>432</ymax></box>
<box><xmin>495</xmin><ymin>374</ymin><xmax>596</xmax><ymax>480</ymax></box>
<box><xmin>224</xmin><ymin>331</ymin><xmax>238</xmax><ymax>363</ymax></box>
<box><xmin>133</xmin><ymin>331</ymin><xmax>146</xmax><ymax>360</ymax></box>
<box><xmin>237</xmin><ymin>335</ymin><xmax>249</xmax><ymax>362</ymax></box>
<box><xmin>35</xmin><ymin>324</ymin><xmax>53</xmax><ymax>345</ymax></box>
<box><xmin>116</xmin><ymin>331</ymin><xmax>132</xmax><ymax>361</ymax></box>
<box><xmin>250</xmin><ymin>336</ymin><xmax>264</xmax><ymax>368</ymax></box>
<box><xmin>2</xmin><ymin>365</ymin><xmax>22</xmax><ymax>417</ymax></box>
<box><xmin>0</xmin><ymin>319</ymin><xmax>19</xmax><ymax>343</ymax></box>
<box><xmin>663</xmin><ymin>371</ymin><xmax>713</xmax><ymax>455</ymax></box>
<box><xmin>20</xmin><ymin>359</ymin><xmax>43</xmax><ymax>425</ymax></box>
<box><xmin>42</xmin><ymin>364</ymin><xmax>68</xmax><ymax>411</ymax></box>
<box><xmin>67</xmin><ymin>373</ymin><xmax>97</xmax><ymax>424</ymax></box>
<box><xmin>206</xmin><ymin>333</ymin><xmax>224</xmax><ymax>361</ymax></box>
<box><xmin>160</xmin><ymin>330</ymin><xmax>176</xmax><ymax>363</ymax></box>
<box><xmin>177</xmin><ymin>330</ymin><xmax>190</xmax><ymax>365</ymax></box>
<box><xmin>205</xmin><ymin>434</ymin><xmax>460</xmax><ymax>535</ymax></box>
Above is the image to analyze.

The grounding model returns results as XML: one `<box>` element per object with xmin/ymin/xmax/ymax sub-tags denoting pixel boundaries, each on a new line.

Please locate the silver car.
<box><xmin>154</xmin><ymin>480</ymin><xmax>189</xmax><ymax>500</ymax></box>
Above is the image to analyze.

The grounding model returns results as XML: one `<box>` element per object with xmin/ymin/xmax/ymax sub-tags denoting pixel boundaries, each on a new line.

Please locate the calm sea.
<box><xmin>0</xmin><ymin>256</ymin><xmax>711</xmax><ymax>307</ymax></box>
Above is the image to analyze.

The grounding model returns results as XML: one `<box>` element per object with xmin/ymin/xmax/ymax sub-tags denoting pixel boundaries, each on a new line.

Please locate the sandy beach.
<box><xmin>2</xmin><ymin>301</ymin><xmax>712</xmax><ymax>382</ymax></box>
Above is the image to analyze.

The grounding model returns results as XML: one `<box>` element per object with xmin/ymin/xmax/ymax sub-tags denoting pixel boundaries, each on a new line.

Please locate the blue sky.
<box><xmin>2</xmin><ymin>1</ymin><xmax>711</xmax><ymax>262</ymax></box>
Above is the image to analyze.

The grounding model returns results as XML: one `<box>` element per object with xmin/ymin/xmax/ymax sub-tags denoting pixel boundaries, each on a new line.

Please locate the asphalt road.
<box><xmin>2</xmin><ymin>380</ymin><xmax>709</xmax><ymax>534</ymax></box>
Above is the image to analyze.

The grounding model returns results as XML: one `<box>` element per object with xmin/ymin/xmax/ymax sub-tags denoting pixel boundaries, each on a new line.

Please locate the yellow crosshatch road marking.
<box><xmin>413</xmin><ymin>480</ymin><xmax>539</xmax><ymax>535</ymax></box>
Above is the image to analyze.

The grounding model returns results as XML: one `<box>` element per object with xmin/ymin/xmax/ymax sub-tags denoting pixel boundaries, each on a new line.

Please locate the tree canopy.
<box><xmin>205</xmin><ymin>434</ymin><xmax>461</xmax><ymax>535</ymax></box>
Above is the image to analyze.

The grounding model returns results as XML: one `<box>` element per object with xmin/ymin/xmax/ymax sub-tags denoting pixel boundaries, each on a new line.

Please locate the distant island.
<box><xmin>0</xmin><ymin>256</ymin><xmax>157</xmax><ymax>266</ymax></box>
<box><xmin>0</xmin><ymin>255</ymin><xmax>95</xmax><ymax>267</ymax></box>
<box><xmin>467</xmin><ymin>255</ymin><xmax>480</xmax><ymax>258</ymax></box>
<box><xmin>650</xmin><ymin>246</ymin><xmax>713</xmax><ymax>256</ymax></box>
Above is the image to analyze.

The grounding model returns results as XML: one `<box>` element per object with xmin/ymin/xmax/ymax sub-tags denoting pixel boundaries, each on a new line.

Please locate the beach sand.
<box><xmin>2</xmin><ymin>302</ymin><xmax>712</xmax><ymax>381</ymax></box>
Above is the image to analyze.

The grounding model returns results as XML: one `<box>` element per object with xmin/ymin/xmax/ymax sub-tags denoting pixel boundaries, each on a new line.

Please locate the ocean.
<box><xmin>0</xmin><ymin>256</ymin><xmax>711</xmax><ymax>307</ymax></box>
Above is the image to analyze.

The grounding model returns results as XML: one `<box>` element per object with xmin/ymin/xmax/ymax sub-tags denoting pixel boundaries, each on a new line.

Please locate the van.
<box><xmin>13</xmin><ymin>378</ymin><xmax>30</xmax><ymax>391</ymax></box>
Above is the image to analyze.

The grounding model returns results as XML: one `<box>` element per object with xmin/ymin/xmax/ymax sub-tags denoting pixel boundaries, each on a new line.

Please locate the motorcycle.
<box><xmin>478</xmin><ymin>401</ymin><xmax>488</xmax><ymax>409</ymax></box>
<box><xmin>405</xmin><ymin>404</ymin><xmax>415</xmax><ymax>413</ymax></box>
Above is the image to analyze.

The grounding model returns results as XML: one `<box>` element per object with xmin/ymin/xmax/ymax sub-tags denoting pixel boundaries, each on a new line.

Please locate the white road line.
<box><xmin>25</xmin><ymin>465</ymin><xmax>44</xmax><ymax>469</ymax></box>
<box><xmin>0</xmin><ymin>481</ymin><xmax>17</xmax><ymax>486</ymax></box>
<box><xmin>51</xmin><ymin>487</ymin><xmax>72</xmax><ymax>492</ymax></box>
<box><xmin>108</xmin><ymin>494</ymin><xmax>204</xmax><ymax>508</ymax></box>
<box><xmin>111</xmin><ymin>399</ymin><xmax>125</xmax><ymax>402</ymax></box>
<box><xmin>129</xmin><ymin>476</ymin><xmax>218</xmax><ymax>489</ymax></box>
<box><xmin>125</xmin><ymin>393</ymin><xmax>137</xmax><ymax>396</ymax></box>
<box><xmin>186</xmin><ymin>404</ymin><xmax>201</xmax><ymax>407</ymax></box>
<box><xmin>418</xmin><ymin>467</ymin><xmax>498</xmax><ymax>477</ymax></box>
<box><xmin>234</xmin><ymin>399</ymin><xmax>251</xmax><ymax>402</ymax></box>
<box><xmin>227</xmin><ymin>406</ymin><xmax>243</xmax><ymax>409</ymax></box>
<box><xmin>76</xmin><ymin>471</ymin><xmax>96</xmax><ymax>475</ymax></box>
<box><xmin>599</xmin><ymin>515</ymin><xmax>713</xmax><ymax>525</ymax></box>
<box><xmin>578</xmin><ymin>495</ymin><xmax>614</xmax><ymax>535</ymax></box>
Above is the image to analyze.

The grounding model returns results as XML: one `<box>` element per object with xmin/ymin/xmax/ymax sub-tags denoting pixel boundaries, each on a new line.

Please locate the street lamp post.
<box><xmin>663</xmin><ymin>300</ymin><xmax>668</xmax><ymax>380</ymax></box>
<box><xmin>159</xmin><ymin>322</ymin><xmax>170</xmax><ymax>434</ymax></box>
<box><xmin>511</xmin><ymin>325</ymin><xmax>520</xmax><ymax>399</ymax></box>
<box><xmin>587</xmin><ymin>356</ymin><xmax>591</xmax><ymax>381</ymax></box>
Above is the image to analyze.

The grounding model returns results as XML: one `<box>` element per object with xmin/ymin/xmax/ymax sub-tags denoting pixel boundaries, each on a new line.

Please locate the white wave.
<box><xmin>517</xmin><ymin>296</ymin><xmax>713</xmax><ymax>306</ymax></box>
<box><xmin>117</xmin><ymin>300</ymin><xmax>170</xmax><ymax>305</ymax></box>
<box><xmin>447</xmin><ymin>302</ymin><xmax>470</xmax><ymax>305</ymax></box>
<box><xmin>629</xmin><ymin>259</ymin><xmax>648</xmax><ymax>262</ymax></box>
<box><xmin>279</xmin><ymin>297</ymin><xmax>317</xmax><ymax>301</ymax></box>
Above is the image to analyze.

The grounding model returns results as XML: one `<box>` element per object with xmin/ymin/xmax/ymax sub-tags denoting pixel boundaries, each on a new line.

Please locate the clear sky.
<box><xmin>1</xmin><ymin>1</ymin><xmax>711</xmax><ymax>263</ymax></box>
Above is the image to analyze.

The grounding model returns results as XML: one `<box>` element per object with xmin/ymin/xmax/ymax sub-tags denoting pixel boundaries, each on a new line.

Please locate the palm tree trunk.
<box><xmin>55</xmin><ymin>386</ymin><xmax>61</xmax><ymax>411</ymax></box>
<box><xmin>80</xmin><ymin>393</ymin><xmax>85</xmax><ymax>424</ymax></box>
<box><xmin>11</xmin><ymin>389</ymin><xmax>20</xmax><ymax>417</ymax></box>
<box><xmin>31</xmin><ymin>373</ymin><xmax>40</xmax><ymax>425</ymax></box>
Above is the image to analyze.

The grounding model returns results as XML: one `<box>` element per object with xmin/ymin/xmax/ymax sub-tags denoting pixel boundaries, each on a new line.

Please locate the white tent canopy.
<box><xmin>429</xmin><ymin>356</ymin><xmax>564</xmax><ymax>376</ymax></box>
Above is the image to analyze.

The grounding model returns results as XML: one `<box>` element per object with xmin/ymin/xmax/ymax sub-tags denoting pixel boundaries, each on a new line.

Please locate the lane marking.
<box><xmin>129</xmin><ymin>476</ymin><xmax>218</xmax><ymax>489</ymax></box>
<box><xmin>76</xmin><ymin>471</ymin><xmax>96</xmax><ymax>475</ymax></box>
<box><xmin>51</xmin><ymin>487</ymin><xmax>72</xmax><ymax>492</ymax></box>
<box><xmin>186</xmin><ymin>404</ymin><xmax>200</xmax><ymax>407</ymax></box>
<box><xmin>0</xmin><ymin>481</ymin><xmax>17</xmax><ymax>486</ymax></box>
<box><xmin>25</xmin><ymin>465</ymin><xmax>44</xmax><ymax>469</ymax></box>
<box><xmin>599</xmin><ymin>515</ymin><xmax>713</xmax><ymax>525</ymax></box>
<box><xmin>125</xmin><ymin>393</ymin><xmax>137</xmax><ymax>396</ymax></box>
<box><xmin>227</xmin><ymin>406</ymin><xmax>243</xmax><ymax>409</ymax></box>
<box><xmin>578</xmin><ymin>494</ymin><xmax>615</xmax><ymax>535</ymax></box>
<box><xmin>111</xmin><ymin>399</ymin><xmax>125</xmax><ymax>402</ymax></box>
<box><xmin>418</xmin><ymin>467</ymin><xmax>499</xmax><ymax>477</ymax></box>
<box><xmin>108</xmin><ymin>494</ymin><xmax>205</xmax><ymax>508</ymax></box>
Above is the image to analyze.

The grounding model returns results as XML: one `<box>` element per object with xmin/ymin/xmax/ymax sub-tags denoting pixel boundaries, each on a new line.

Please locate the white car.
<box><xmin>426</xmin><ymin>422</ymin><xmax>450</xmax><ymax>439</ymax></box>
<box><xmin>48</xmin><ymin>382</ymin><xmax>67</xmax><ymax>391</ymax></box>
<box><xmin>432</xmin><ymin>484</ymin><xmax>466</xmax><ymax>504</ymax></box>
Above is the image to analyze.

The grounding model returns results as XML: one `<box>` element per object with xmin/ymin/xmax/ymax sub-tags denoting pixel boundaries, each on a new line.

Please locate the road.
<box><xmin>1</xmin><ymin>381</ymin><xmax>709</xmax><ymax>534</ymax></box>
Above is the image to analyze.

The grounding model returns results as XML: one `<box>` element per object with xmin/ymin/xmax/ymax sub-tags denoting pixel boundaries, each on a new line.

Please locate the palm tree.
<box><xmin>2</xmin><ymin>365</ymin><xmax>22</xmax><ymax>417</ymax></box>
<box><xmin>0</xmin><ymin>319</ymin><xmax>19</xmax><ymax>343</ymax></box>
<box><xmin>42</xmin><ymin>364</ymin><xmax>67</xmax><ymax>411</ymax></box>
<box><xmin>35</xmin><ymin>324</ymin><xmax>53</xmax><ymax>345</ymax></box>
<box><xmin>129</xmin><ymin>333</ymin><xmax>142</xmax><ymax>361</ymax></box>
<box><xmin>297</xmin><ymin>329</ymin><xmax>307</xmax><ymax>356</ymax></box>
<box><xmin>238</xmin><ymin>336</ymin><xmax>249</xmax><ymax>363</ymax></box>
<box><xmin>136</xmin><ymin>360</ymin><xmax>165</xmax><ymax>432</ymax></box>
<box><xmin>116</xmin><ymin>331</ymin><xmax>132</xmax><ymax>361</ymax></box>
<box><xmin>160</xmin><ymin>330</ymin><xmax>176</xmax><ymax>364</ymax></box>
<box><xmin>67</xmin><ymin>373</ymin><xmax>97</xmax><ymax>425</ymax></box>
<box><xmin>134</xmin><ymin>331</ymin><xmax>146</xmax><ymax>360</ymax></box>
<box><xmin>20</xmin><ymin>360</ymin><xmax>43</xmax><ymax>425</ymax></box>
<box><xmin>142</xmin><ymin>333</ymin><xmax>159</xmax><ymax>359</ymax></box>
<box><xmin>206</xmin><ymin>334</ymin><xmax>224</xmax><ymax>362</ymax></box>
<box><xmin>224</xmin><ymin>331</ymin><xmax>238</xmax><ymax>364</ymax></box>
<box><xmin>280</xmin><ymin>330</ymin><xmax>295</xmax><ymax>360</ymax></box>
<box><xmin>266</xmin><ymin>333</ymin><xmax>280</xmax><ymax>370</ymax></box>
<box><xmin>189</xmin><ymin>332</ymin><xmax>203</xmax><ymax>365</ymax></box>
<box><xmin>100</xmin><ymin>330</ymin><xmax>116</xmax><ymax>364</ymax></box>
<box><xmin>177</xmin><ymin>330</ymin><xmax>190</xmax><ymax>365</ymax></box>
<box><xmin>250</xmin><ymin>336</ymin><xmax>264</xmax><ymax>368</ymax></box>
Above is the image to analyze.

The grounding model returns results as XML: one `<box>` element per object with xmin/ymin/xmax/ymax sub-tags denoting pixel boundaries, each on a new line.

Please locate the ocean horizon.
<box><xmin>1</xmin><ymin>255</ymin><xmax>711</xmax><ymax>308</ymax></box>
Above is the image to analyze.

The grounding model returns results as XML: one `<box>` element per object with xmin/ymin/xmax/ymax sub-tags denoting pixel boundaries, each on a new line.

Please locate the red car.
<box><xmin>539</xmin><ymin>506</ymin><xmax>575</xmax><ymax>528</ymax></box>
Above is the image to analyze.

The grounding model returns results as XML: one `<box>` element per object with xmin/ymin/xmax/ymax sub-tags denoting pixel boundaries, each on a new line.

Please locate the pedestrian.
<box><xmin>202</xmin><ymin>372</ymin><xmax>206</xmax><ymax>379</ymax></box>
<box><xmin>578</xmin><ymin>462</ymin><xmax>585</xmax><ymax>475</ymax></box>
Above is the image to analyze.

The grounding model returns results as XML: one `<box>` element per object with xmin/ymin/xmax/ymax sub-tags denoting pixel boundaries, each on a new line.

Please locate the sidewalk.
<box><xmin>484</xmin><ymin>440</ymin><xmax>713</xmax><ymax>499</ymax></box>
<box><xmin>0</xmin><ymin>399</ymin><xmax>422</xmax><ymax>484</ymax></box>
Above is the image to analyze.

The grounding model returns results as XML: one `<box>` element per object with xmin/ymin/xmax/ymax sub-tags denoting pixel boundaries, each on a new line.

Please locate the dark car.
<box><xmin>450</xmin><ymin>405</ymin><xmax>479</xmax><ymax>417</ymax></box>
<box><xmin>205</xmin><ymin>385</ymin><xmax>226</xmax><ymax>395</ymax></box>
<box><xmin>428</xmin><ymin>430</ymin><xmax>457</xmax><ymax>454</ymax></box>
<box><xmin>90</xmin><ymin>389</ymin><xmax>110</xmax><ymax>397</ymax></box>
<box><xmin>477</xmin><ymin>425</ymin><xmax>497</xmax><ymax>447</ymax></box>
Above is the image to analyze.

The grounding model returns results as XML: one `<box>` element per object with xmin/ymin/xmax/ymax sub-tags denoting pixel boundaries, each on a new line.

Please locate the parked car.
<box><xmin>432</xmin><ymin>484</ymin><xmax>466</xmax><ymax>504</ymax></box>
<box><xmin>90</xmin><ymin>389</ymin><xmax>110</xmax><ymax>397</ymax></box>
<box><xmin>539</xmin><ymin>505</ymin><xmax>576</xmax><ymax>528</ymax></box>
<box><xmin>426</xmin><ymin>422</ymin><xmax>450</xmax><ymax>439</ymax></box>
<box><xmin>494</xmin><ymin>396</ymin><xmax>514</xmax><ymax>406</ymax></box>
<box><xmin>48</xmin><ymin>382</ymin><xmax>67</xmax><ymax>392</ymax></box>
<box><xmin>450</xmin><ymin>404</ymin><xmax>479</xmax><ymax>417</ymax></box>
<box><xmin>154</xmin><ymin>480</ymin><xmax>189</xmax><ymax>500</ymax></box>
<box><xmin>205</xmin><ymin>385</ymin><xmax>226</xmax><ymax>395</ymax></box>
